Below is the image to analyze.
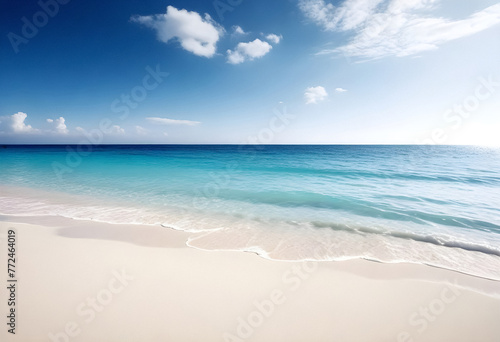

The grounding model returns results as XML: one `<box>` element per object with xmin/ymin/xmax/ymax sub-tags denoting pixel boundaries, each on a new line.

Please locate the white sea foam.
<box><xmin>1</xmin><ymin>184</ymin><xmax>500</xmax><ymax>281</ymax></box>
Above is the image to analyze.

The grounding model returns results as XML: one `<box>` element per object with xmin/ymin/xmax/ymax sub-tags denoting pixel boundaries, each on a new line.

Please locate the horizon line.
<box><xmin>0</xmin><ymin>143</ymin><xmax>492</xmax><ymax>147</ymax></box>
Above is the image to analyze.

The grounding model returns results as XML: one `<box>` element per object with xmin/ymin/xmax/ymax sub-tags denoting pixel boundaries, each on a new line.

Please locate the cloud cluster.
<box><xmin>0</xmin><ymin>112</ymin><xmax>130</xmax><ymax>140</ymax></box>
<box><xmin>1</xmin><ymin>113</ymin><xmax>73</xmax><ymax>136</ymax></box>
<box><xmin>305</xmin><ymin>86</ymin><xmax>328</xmax><ymax>104</ymax></box>
<box><xmin>132</xmin><ymin>6</ymin><xmax>223</xmax><ymax>58</ymax></box>
<box><xmin>47</xmin><ymin>117</ymin><xmax>69</xmax><ymax>134</ymax></box>
<box><xmin>299</xmin><ymin>0</ymin><xmax>500</xmax><ymax>59</ymax></box>
<box><xmin>227</xmin><ymin>39</ymin><xmax>273</xmax><ymax>64</ymax></box>
<box><xmin>4</xmin><ymin>112</ymin><xmax>38</xmax><ymax>133</ymax></box>
<box><xmin>132</xmin><ymin>6</ymin><xmax>282</xmax><ymax>64</ymax></box>
<box><xmin>0</xmin><ymin>112</ymin><xmax>203</xmax><ymax>143</ymax></box>
<box><xmin>226</xmin><ymin>31</ymin><xmax>282</xmax><ymax>64</ymax></box>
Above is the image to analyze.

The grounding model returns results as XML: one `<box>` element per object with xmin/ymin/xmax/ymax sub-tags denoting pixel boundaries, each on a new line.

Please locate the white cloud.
<box><xmin>233</xmin><ymin>25</ymin><xmax>246</xmax><ymax>35</ymax></box>
<box><xmin>1</xmin><ymin>113</ymin><xmax>70</xmax><ymax>136</ymax></box>
<box><xmin>135</xmin><ymin>125</ymin><xmax>148</xmax><ymax>135</ymax></box>
<box><xmin>146</xmin><ymin>117</ymin><xmax>201</xmax><ymax>126</ymax></box>
<box><xmin>0</xmin><ymin>114</ymin><xmax>137</xmax><ymax>142</ymax></box>
<box><xmin>299</xmin><ymin>0</ymin><xmax>339</xmax><ymax>30</ymax></box>
<box><xmin>305</xmin><ymin>86</ymin><xmax>328</xmax><ymax>104</ymax></box>
<box><xmin>265</xmin><ymin>33</ymin><xmax>282</xmax><ymax>44</ymax></box>
<box><xmin>12</xmin><ymin>112</ymin><xmax>37</xmax><ymax>133</ymax></box>
<box><xmin>299</xmin><ymin>0</ymin><xmax>500</xmax><ymax>59</ymax></box>
<box><xmin>0</xmin><ymin>112</ymin><xmax>38</xmax><ymax>134</ymax></box>
<box><xmin>227</xmin><ymin>39</ymin><xmax>273</xmax><ymax>64</ymax></box>
<box><xmin>132</xmin><ymin>6</ymin><xmax>223</xmax><ymax>58</ymax></box>
<box><xmin>227</xmin><ymin>50</ymin><xmax>245</xmax><ymax>64</ymax></box>
<box><xmin>335</xmin><ymin>87</ymin><xmax>348</xmax><ymax>92</ymax></box>
<box><xmin>110</xmin><ymin>125</ymin><xmax>125</xmax><ymax>135</ymax></box>
<box><xmin>47</xmin><ymin>117</ymin><xmax>69</xmax><ymax>134</ymax></box>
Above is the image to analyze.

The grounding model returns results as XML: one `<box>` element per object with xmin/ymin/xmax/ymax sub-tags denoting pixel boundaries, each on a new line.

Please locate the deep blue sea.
<box><xmin>1</xmin><ymin>145</ymin><xmax>500</xmax><ymax>279</ymax></box>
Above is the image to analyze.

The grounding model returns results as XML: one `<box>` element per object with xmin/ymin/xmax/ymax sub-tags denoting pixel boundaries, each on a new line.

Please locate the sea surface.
<box><xmin>1</xmin><ymin>145</ymin><xmax>500</xmax><ymax>279</ymax></box>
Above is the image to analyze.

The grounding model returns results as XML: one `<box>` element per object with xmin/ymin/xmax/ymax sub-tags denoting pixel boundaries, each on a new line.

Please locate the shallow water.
<box><xmin>1</xmin><ymin>145</ymin><xmax>499</xmax><ymax>279</ymax></box>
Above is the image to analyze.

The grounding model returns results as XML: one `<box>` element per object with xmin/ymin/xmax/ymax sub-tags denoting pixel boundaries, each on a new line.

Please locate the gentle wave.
<box><xmin>237</xmin><ymin>166</ymin><xmax>500</xmax><ymax>185</ymax></box>
<box><xmin>1</xmin><ymin>186</ymin><xmax>500</xmax><ymax>281</ymax></box>
<box><xmin>309</xmin><ymin>220</ymin><xmax>500</xmax><ymax>257</ymax></box>
<box><xmin>210</xmin><ymin>189</ymin><xmax>500</xmax><ymax>231</ymax></box>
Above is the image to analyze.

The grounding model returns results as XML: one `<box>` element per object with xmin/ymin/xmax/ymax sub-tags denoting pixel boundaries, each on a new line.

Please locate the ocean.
<box><xmin>1</xmin><ymin>145</ymin><xmax>499</xmax><ymax>279</ymax></box>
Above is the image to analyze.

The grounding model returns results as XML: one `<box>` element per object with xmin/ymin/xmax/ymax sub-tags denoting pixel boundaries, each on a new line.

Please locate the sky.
<box><xmin>1</xmin><ymin>0</ymin><xmax>500</xmax><ymax>145</ymax></box>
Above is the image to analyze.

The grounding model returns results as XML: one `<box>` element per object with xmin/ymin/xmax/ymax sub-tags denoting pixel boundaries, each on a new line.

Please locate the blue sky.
<box><xmin>1</xmin><ymin>0</ymin><xmax>500</xmax><ymax>144</ymax></box>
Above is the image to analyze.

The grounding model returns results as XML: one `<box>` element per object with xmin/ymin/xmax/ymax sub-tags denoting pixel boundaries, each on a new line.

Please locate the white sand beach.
<box><xmin>1</xmin><ymin>215</ymin><xmax>499</xmax><ymax>342</ymax></box>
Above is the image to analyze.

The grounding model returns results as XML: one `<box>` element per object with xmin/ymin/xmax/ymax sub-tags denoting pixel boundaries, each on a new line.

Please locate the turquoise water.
<box><xmin>1</xmin><ymin>145</ymin><xmax>500</xmax><ymax>279</ymax></box>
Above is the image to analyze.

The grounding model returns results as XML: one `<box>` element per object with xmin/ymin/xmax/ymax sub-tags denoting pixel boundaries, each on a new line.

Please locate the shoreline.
<box><xmin>1</xmin><ymin>215</ymin><xmax>500</xmax><ymax>341</ymax></box>
<box><xmin>3</xmin><ymin>210</ymin><xmax>500</xmax><ymax>284</ymax></box>
<box><xmin>2</xmin><ymin>182</ymin><xmax>500</xmax><ymax>282</ymax></box>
